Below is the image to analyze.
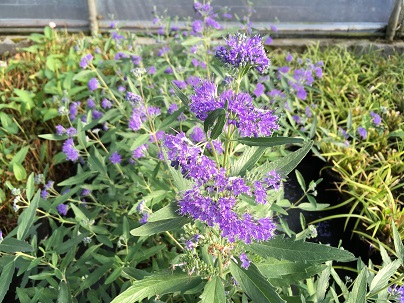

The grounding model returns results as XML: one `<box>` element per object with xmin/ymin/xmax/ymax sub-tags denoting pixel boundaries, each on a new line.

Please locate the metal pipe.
<box><xmin>386</xmin><ymin>0</ymin><xmax>403</xmax><ymax>41</ymax></box>
<box><xmin>87</xmin><ymin>0</ymin><xmax>98</xmax><ymax>35</ymax></box>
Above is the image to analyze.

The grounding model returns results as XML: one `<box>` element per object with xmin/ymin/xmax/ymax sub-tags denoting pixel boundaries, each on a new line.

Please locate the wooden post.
<box><xmin>386</xmin><ymin>0</ymin><xmax>403</xmax><ymax>42</ymax></box>
<box><xmin>87</xmin><ymin>0</ymin><xmax>98</xmax><ymax>35</ymax></box>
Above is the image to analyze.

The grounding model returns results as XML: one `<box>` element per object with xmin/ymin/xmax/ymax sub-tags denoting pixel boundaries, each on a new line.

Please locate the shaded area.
<box><xmin>283</xmin><ymin>152</ymin><xmax>381</xmax><ymax>266</ymax></box>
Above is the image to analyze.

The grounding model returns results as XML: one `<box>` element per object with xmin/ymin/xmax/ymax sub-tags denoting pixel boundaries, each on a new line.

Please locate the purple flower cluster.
<box><xmin>389</xmin><ymin>285</ymin><xmax>404</xmax><ymax>303</ymax></box>
<box><xmin>101</xmin><ymin>98</ymin><xmax>112</xmax><ymax>109</ymax></box>
<box><xmin>109</xmin><ymin>152</ymin><xmax>122</xmax><ymax>164</ymax></box>
<box><xmin>80</xmin><ymin>54</ymin><xmax>93</xmax><ymax>69</ymax></box>
<box><xmin>88</xmin><ymin>78</ymin><xmax>99</xmax><ymax>92</ymax></box>
<box><xmin>57</xmin><ymin>203</ymin><xmax>68</xmax><ymax>216</ymax></box>
<box><xmin>132</xmin><ymin>144</ymin><xmax>148</xmax><ymax>159</ymax></box>
<box><xmin>190</xmin><ymin>127</ymin><xmax>224</xmax><ymax>154</ymax></box>
<box><xmin>164</xmin><ymin>133</ymin><xmax>278</xmax><ymax>244</ymax></box>
<box><xmin>189</xmin><ymin>79</ymin><xmax>218</xmax><ymax>120</ymax></box>
<box><xmin>215</xmin><ymin>33</ymin><xmax>270</xmax><ymax>74</ymax></box>
<box><xmin>62</xmin><ymin>138</ymin><xmax>79</xmax><ymax>161</ymax></box>
<box><xmin>158</xmin><ymin>46</ymin><xmax>170</xmax><ymax>57</ymax></box>
<box><xmin>189</xmin><ymin>79</ymin><xmax>279</xmax><ymax>137</ymax></box>
<box><xmin>172</xmin><ymin>80</ymin><xmax>187</xmax><ymax>90</ymax></box>
<box><xmin>69</xmin><ymin>101</ymin><xmax>80</xmax><ymax>121</ymax></box>
<box><xmin>357</xmin><ymin>127</ymin><xmax>367</xmax><ymax>140</ymax></box>
<box><xmin>370</xmin><ymin>111</ymin><xmax>381</xmax><ymax>126</ymax></box>
<box><xmin>286</xmin><ymin>60</ymin><xmax>323</xmax><ymax>100</ymax></box>
<box><xmin>240</xmin><ymin>252</ymin><xmax>250</xmax><ymax>269</ymax></box>
<box><xmin>126</xmin><ymin>92</ymin><xmax>142</xmax><ymax>105</ymax></box>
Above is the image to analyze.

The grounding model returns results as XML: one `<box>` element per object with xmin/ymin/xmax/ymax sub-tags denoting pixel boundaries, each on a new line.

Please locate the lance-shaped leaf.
<box><xmin>256</xmin><ymin>258</ymin><xmax>326</xmax><ymax>287</ymax></box>
<box><xmin>392</xmin><ymin>221</ymin><xmax>404</xmax><ymax>265</ymax></box>
<box><xmin>130</xmin><ymin>217</ymin><xmax>190</xmax><ymax>237</ymax></box>
<box><xmin>248</xmin><ymin>237</ymin><xmax>356</xmax><ymax>263</ymax></box>
<box><xmin>148</xmin><ymin>203</ymin><xmax>181</xmax><ymax>222</ymax></box>
<box><xmin>199</xmin><ymin>276</ymin><xmax>226</xmax><ymax>303</ymax></box>
<box><xmin>204</xmin><ymin>108</ymin><xmax>226</xmax><ymax>140</ymax></box>
<box><xmin>230</xmin><ymin>146</ymin><xmax>266</xmax><ymax>177</ymax></box>
<box><xmin>111</xmin><ymin>270</ymin><xmax>202</xmax><ymax>303</ymax></box>
<box><xmin>0</xmin><ymin>260</ymin><xmax>15</xmax><ymax>303</ymax></box>
<box><xmin>237</xmin><ymin>136</ymin><xmax>303</xmax><ymax>147</ymax></box>
<box><xmin>369</xmin><ymin>259</ymin><xmax>401</xmax><ymax>294</ymax></box>
<box><xmin>159</xmin><ymin>106</ymin><xmax>185</xmax><ymax>130</ymax></box>
<box><xmin>348</xmin><ymin>267</ymin><xmax>367</xmax><ymax>303</ymax></box>
<box><xmin>17</xmin><ymin>189</ymin><xmax>40</xmax><ymax>240</ymax></box>
<box><xmin>230</xmin><ymin>261</ymin><xmax>286</xmax><ymax>303</ymax></box>
<box><xmin>0</xmin><ymin>238</ymin><xmax>33</xmax><ymax>253</ymax></box>
<box><xmin>249</xmin><ymin>140</ymin><xmax>313</xmax><ymax>180</ymax></box>
<box><xmin>171</xmin><ymin>83</ymin><xmax>190</xmax><ymax>106</ymax></box>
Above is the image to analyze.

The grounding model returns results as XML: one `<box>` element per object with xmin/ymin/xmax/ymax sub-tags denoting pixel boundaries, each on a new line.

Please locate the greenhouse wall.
<box><xmin>0</xmin><ymin>0</ymin><xmax>402</xmax><ymax>39</ymax></box>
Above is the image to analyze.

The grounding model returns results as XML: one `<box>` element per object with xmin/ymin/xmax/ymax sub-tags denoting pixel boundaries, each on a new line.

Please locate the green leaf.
<box><xmin>111</xmin><ymin>270</ymin><xmax>202</xmax><ymax>303</ymax></box>
<box><xmin>295</xmin><ymin>170</ymin><xmax>306</xmax><ymax>190</ymax></box>
<box><xmin>57</xmin><ymin>171</ymin><xmax>97</xmax><ymax>186</ymax></box>
<box><xmin>256</xmin><ymin>259</ymin><xmax>326</xmax><ymax>287</ymax></box>
<box><xmin>204</xmin><ymin>108</ymin><xmax>226</xmax><ymax>138</ymax></box>
<box><xmin>309</xmin><ymin>115</ymin><xmax>317</xmax><ymax>139</ymax></box>
<box><xmin>249</xmin><ymin>140</ymin><xmax>313</xmax><ymax>180</ymax></box>
<box><xmin>171</xmin><ymin>84</ymin><xmax>190</xmax><ymax>106</ymax></box>
<box><xmin>0</xmin><ymin>238</ymin><xmax>33</xmax><ymax>253</ymax></box>
<box><xmin>297</xmin><ymin>202</ymin><xmax>330</xmax><ymax>211</ymax></box>
<box><xmin>57</xmin><ymin>281</ymin><xmax>72</xmax><ymax>303</ymax></box>
<box><xmin>0</xmin><ymin>112</ymin><xmax>18</xmax><ymax>134</ymax></box>
<box><xmin>181</xmin><ymin>37</ymin><xmax>203</xmax><ymax>46</ymax></box>
<box><xmin>38</xmin><ymin>134</ymin><xmax>68</xmax><ymax>141</ymax></box>
<box><xmin>237</xmin><ymin>137</ymin><xmax>303</xmax><ymax>147</ymax></box>
<box><xmin>316</xmin><ymin>263</ymin><xmax>331</xmax><ymax>302</ymax></box>
<box><xmin>199</xmin><ymin>276</ymin><xmax>225</xmax><ymax>303</ymax></box>
<box><xmin>130</xmin><ymin>217</ymin><xmax>190</xmax><ymax>237</ymax></box>
<box><xmin>166</xmin><ymin>160</ymin><xmax>194</xmax><ymax>192</ymax></box>
<box><xmin>127</xmin><ymin>77</ymin><xmax>140</xmax><ymax>95</ymax></box>
<box><xmin>248</xmin><ymin>237</ymin><xmax>356</xmax><ymax>263</ymax></box>
<box><xmin>105</xmin><ymin>268</ymin><xmax>122</xmax><ymax>285</ymax></box>
<box><xmin>26</xmin><ymin>173</ymin><xmax>35</xmax><ymax>201</ymax></box>
<box><xmin>0</xmin><ymin>260</ymin><xmax>15</xmax><ymax>303</ymax></box>
<box><xmin>348</xmin><ymin>267</ymin><xmax>367</xmax><ymax>303</ymax></box>
<box><xmin>392</xmin><ymin>221</ymin><xmax>404</xmax><ymax>265</ymax></box>
<box><xmin>130</xmin><ymin>134</ymin><xmax>151</xmax><ymax>151</ymax></box>
<box><xmin>230</xmin><ymin>261</ymin><xmax>285</xmax><ymax>303</ymax></box>
<box><xmin>42</xmin><ymin>108</ymin><xmax>59</xmax><ymax>122</ymax></box>
<box><xmin>230</xmin><ymin>146</ymin><xmax>266</xmax><ymax>177</ymax></box>
<box><xmin>12</xmin><ymin>163</ymin><xmax>27</xmax><ymax>181</ymax></box>
<box><xmin>17</xmin><ymin>190</ymin><xmax>40</xmax><ymax>240</ymax></box>
<box><xmin>369</xmin><ymin>259</ymin><xmax>400</xmax><ymax>294</ymax></box>
<box><xmin>210</xmin><ymin>111</ymin><xmax>226</xmax><ymax>140</ymax></box>
<box><xmin>10</xmin><ymin>146</ymin><xmax>30</xmax><ymax>165</ymax></box>
<box><xmin>70</xmin><ymin>204</ymin><xmax>88</xmax><ymax>222</ymax></box>
<box><xmin>148</xmin><ymin>203</ymin><xmax>181</xmax><ymax>222</ymax></box>
<box><xmin>79</xmin><ymin>262</ymin><xmax>112</xmax><ymax>292</ymax></box>
<box><xmin>159</xmin><ymin>106</ymin><xmax>185</xmax><ymax>130</ymax></box>
<box><xmin>13</xmin><ymin>89</ymin><xmax>35</xmax><ymax>111</ymax></box>
<box><xmin>54</xmin><ymin>232</ymin><xmax>91</xmax><ymax>254</ymax></box>
<box><xmin>73</xmin><ymin>70</ymin><xmax>95</xmax><ymax>81</ymax></box>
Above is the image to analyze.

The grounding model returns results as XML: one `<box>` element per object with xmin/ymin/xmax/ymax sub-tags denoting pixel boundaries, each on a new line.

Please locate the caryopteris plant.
<box><xmin>1</xmin><ymin>1</ymin><xmax>404</xmax><ymax>303</ymax></box>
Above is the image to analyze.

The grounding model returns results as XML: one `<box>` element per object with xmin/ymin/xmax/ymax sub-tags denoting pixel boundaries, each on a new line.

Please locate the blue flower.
<box><xmin>216</xmin><ymin>33</ymin><xmax>270</xmax><ymax>74</ymax></box>
<box><xmin>370</xmin><ymin>111</ymin><xmax>381</xmax><ymax>126</ymax></box>
<box><xmin>358</xmin><ymin>127</ymin><xmax>367</xmax><ymax>140</ymax></box>
<box><xmin>79</xmin><ymin>54</ymin><xmax>93</xmax><ymax>69</ymax></box>
<box><xmin>88</xmin><ymin>78</ymin><xmax>99</xmax><ymax>92</ymax></box>
<box><xmin>109</xmin><ymin>152</ymin><xmax>122</xmax><ymax>164</ymax></box>
<box><xmin>57</xmin><ymin>203</ymin><xmax>68</xmax><ymax>216</ymax></box>
<box><xmin>62</xmin><ymin>138</ymin><xmax>79</xmax><ymax>161</ymax></box>
<box><xmin>240</xmin><ymin>253</ymin><xmax>250</xmax><ymax>269</ymax></box>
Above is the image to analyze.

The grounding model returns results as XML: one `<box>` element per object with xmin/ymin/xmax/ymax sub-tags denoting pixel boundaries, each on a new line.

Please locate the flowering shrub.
<box><xmin>1</xmin><ymin>2</ymin><xmax>404</xmax><ymax>303</ymax></box>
